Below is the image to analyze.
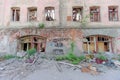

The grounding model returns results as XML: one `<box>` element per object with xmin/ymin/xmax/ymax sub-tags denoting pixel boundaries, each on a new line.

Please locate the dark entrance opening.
<box><xmin>19</xmin><ymin>35</ymin><xmax>46</xmax><ymax>52</ymax></box>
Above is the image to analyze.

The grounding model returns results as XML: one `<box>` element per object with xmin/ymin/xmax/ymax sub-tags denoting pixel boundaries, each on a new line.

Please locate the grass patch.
<box><xmin>2</xmin><ymin>54</ymin><xmax>15</xmax><ymax>60</ymax></box>
<box><xmin>56</xmin><ymin>56</ymin><xmax>66</xmax><ymax>61</ymax></box>
<box><xmin>55</xmin><ymin>53</ymin><xmax>85</xmax><ymax>65</ymax></box>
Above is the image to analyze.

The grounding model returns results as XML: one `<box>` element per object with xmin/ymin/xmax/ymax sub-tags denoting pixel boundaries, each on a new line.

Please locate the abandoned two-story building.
<box><xmin>0</xmin><ymin>0</ymin><xmax>120</xmax><ymax>55</ymax></box>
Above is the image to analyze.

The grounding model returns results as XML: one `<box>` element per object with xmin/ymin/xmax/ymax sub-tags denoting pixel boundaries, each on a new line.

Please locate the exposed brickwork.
<box><xmin>0</xmin><ymin>0</ymin><xmax>120</xmax><ymax>55</ymax></box>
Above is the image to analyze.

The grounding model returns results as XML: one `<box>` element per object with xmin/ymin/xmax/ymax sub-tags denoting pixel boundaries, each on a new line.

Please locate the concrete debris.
<box><xmin>89</xmin><ymin>65</ymin><xmax>97</xmax><ymax>72</ymax></box>
<box><xmin>81</xmin><ymin>64</ymin><xmax>99</xmax><ymax>75</ymax></box>
<box><xmin>81</xmin><ymin>67</ymin><xmax>91</xmax><ymax>72</ymax></box>
<box><xmin>0</xmin><ymin>67</ymin><xmax>5</xmax><ymax>70</ymax></box>
<box><xmin>112</xmin><ymin>60</ymin><xmax>120</xmax><ymax>66</ymax></box>
<box><xmin>16</xmin><ymin>51</ymin><xmax>26</xmax><ymax>58</ymax></box>
<box><xmin>0</xmin><ymin>53</ymin><xmax>120</xmax><ymax>80</ymax></box>
<box><xmin>58</xmin><ymin>62</ymin><xmax>81</xmax><ymax>69</ymax></box>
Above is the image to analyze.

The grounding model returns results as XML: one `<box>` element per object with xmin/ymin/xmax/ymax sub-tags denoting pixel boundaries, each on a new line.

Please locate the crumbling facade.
<box><xmin>0</xmin><ymin>0</ymin><xmax>120</xmax><ymax>55</ymax></box>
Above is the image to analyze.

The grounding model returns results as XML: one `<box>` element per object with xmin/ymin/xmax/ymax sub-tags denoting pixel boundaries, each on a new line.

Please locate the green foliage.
<box><xmin>81</xmin><ymin>13</ymin><xmax>95</xmax><ymax>27</ymax></box>
<box><xmin>66</xmin><ymin>53</ymin><xmax>78</xmax><ymax>61</ymax></box>
<box><xmin>71</xmin><ymin>60</ymin><xmax>80</xmax><ymax>65</ymax></box>
<box><xmin>79</xmin><ymin>55</ymin><xmax>86</xmax><ymax>61</ymax></box>
<box><xmin>97</xmin><ymin>54</ymin><xmax>107</xmax><ymax>61</ymax></box>
<box><xmin>38</xmin><ymin>23</ymin><xmax>45</xmax><ymax>29</ymax></box>
<box><xmin>56</xmin><ymin>56</ymin><xmax>66</xmax><ymax>61</ymax></box>
<box><xmin>2</xmin><ymin>54</ymin><xmax>15</xmax><ymax>60</ymax></box>
<box><xmin>81</xmin><ymin>15</ymin><xmax>90</xmax><ymax>27</ymax></box>
<box><xmin>70</xmin><ymin>42</ymin><xmax>75</xmax><ymax>53</ymax></box>
<box><xmin>27</xmin><ymin>48</ymin><xmax>36</xmax><ymax>56</ymax></box>
<box><xmin>55</xmin><ymin>53</ymin><xmax>85</xmax><ymax>65</ymax></box>
<box><xmin>118</xmin><ymin>54</ymin><xmax>120</xmax><ymax>61</ymax></box>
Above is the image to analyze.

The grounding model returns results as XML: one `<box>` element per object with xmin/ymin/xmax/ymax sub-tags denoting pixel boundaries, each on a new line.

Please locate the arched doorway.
<box><xmin>83</xmin><ymin>35</ymin><xmax>113</xmax><ymax>53</ymax></box>
<box><xmin>19</xmin><ymin>35</ymin><xmax>47</xmax><ymax>52</ymax></box>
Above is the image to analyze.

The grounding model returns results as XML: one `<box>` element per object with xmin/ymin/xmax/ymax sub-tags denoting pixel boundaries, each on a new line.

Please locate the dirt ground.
<box><xmin>23</xmin><ymin>68</ymin><xmax>120</xmax><ymax>80</ymax></box>
<box><xmin>0</xmin><ymin>57</ymin><xmax>120</xmax><ymax>80</ymax></box>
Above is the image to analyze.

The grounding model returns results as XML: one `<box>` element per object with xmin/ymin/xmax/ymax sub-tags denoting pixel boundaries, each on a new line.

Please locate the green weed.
<box><xmin>2</xmin><ymin>54</ymin><xmax>15</xmax><ymax>60</ymax></box>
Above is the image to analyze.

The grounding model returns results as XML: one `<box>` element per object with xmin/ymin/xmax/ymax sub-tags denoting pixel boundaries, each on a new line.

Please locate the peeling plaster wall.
<box><xmin>115</xmin><ymin>29</ymin><xmax>120</xmax><ymax>54</ymax></box>
<box><xmin>0</xmin><ymin>28</ymin><xmax>119</xmax><ymax>55</ymax></box>
<box><xmin>0</xmin><ymin>36</ymin><xmax>18</xmax><ymax>56</ymax></box>
<box><xmin>0</xmin><ymin>28</ymin><xmax>83</xmax><ymax>55</ymax></box>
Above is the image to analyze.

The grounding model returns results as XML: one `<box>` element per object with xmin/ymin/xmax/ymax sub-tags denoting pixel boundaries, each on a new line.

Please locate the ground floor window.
<box><xmin>83</xmin><ymin>35</ymin><xmax>113</xmax><ymax>53</ymax></box>
<box><xmin>19</xmin><ymin>35</ymin><xmax>46</xmax><ymax>52</ymax></box>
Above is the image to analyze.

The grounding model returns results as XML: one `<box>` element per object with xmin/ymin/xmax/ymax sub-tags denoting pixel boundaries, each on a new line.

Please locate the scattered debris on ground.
<box><xmin>0</xmin><ymin>53</ymin><xmax>120</xmax><ymax>80</ymax></box>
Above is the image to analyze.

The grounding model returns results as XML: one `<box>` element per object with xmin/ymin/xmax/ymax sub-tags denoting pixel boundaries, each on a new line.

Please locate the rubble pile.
<box><xmin>0</xmin><ymin>52</ymin><xmax>120</xmax><ymax>80</ymax></box>
<box><xmin>0</xmin><ymin>57</ymin><xmax>44</xmax><ymax>80</ymax></box>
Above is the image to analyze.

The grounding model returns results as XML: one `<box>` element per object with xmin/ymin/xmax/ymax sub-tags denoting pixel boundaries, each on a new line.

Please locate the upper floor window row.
<box><xmin>11</xmin><ymin>6</ymin><xmax>119</xmax><ymax>22</ymax></box>
<box><xmin>72</xmin><ymin>6</ymin><xmax>101</xmax><ymax>22</ymax></box>
<box><xmin>72</xmin><ymin>6</ymin><xmax>119</xmax><ymax>22</ymax></box>
<box><xmin>11</xmin><ymin>7</ymin><xmax>55</xmax><ymax>22</ymax></box>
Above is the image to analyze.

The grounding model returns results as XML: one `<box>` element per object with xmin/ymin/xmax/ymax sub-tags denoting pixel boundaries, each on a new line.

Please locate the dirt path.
<box><xmin>23</xmin><ymin>66</ymin><xmax>120</xmax><ymax>80</ymax></box>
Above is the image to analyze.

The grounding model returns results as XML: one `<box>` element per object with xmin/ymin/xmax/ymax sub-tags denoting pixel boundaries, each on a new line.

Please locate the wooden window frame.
<box><xmin>90</xmin><ymin>7</ymin><xmax>100</xmax><ymax>22</ymax></box>
<box><xmin>108</xmin><ymin>6</ymin><xmax>119</xmax><ymax>21</ymax></box>
<box><xmin>72</xmin><ymin>7</ymin><xmax>83</xmax><ymax>21</ymax></box>
<box><xmin>11</xmin><ymin>7</ymin><xmax>20</xmax><ymax>21</ymax></box>
<box><xmin>27</xmin><ymin>7</ymin><xmax>37</xmax><ymax>22</ymax></box>
<box><xmin>45</xmin><ymin>7</ymin><xmax>55</xmax><ymax>21</ymax></box>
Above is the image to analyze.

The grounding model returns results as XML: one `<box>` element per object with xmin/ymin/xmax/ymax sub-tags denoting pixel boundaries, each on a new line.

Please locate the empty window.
<box><xmin>90</xmin><ymin>7</ymin><xmax>100</xmax><ymax>22</ymax></box>
<box><xmin>20</xmin><ymin>36</ymin><xmax>46</xmax><ymax>52</ymax></box>
<box><xmin>97</xmin><ymin>36</ymin><xmax>109</xmax><ymax>41</ymax></box>
<box><xmin>45</xmin><ymin>7</ymin><xmax>55</xmax><ymax>21</ymax></box>
<box><xmin>72</xmin><ymin>7</ymin><xmax>83</xmax><ymax>21</ymax></box>
<box><xmin>86</xmin><ymin>36</ymin><xmax>94</xmax><ymax>41</ymax></box>
<box><xmin>11</xmin><ymin>7</ymin><xmax>20</xmax><ymax>21</ymax></box>
<box><xmin>28</xmin><ymin>7</ymin><xmax>37</xmax><ymax>21</ymax></box>
<box><xmin>108</xmin><ymin>6</ymin><xmax>118</xmax><ymax>21</ymax></box>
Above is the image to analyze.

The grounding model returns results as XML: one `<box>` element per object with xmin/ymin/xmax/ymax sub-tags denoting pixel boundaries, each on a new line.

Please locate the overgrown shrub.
<box><xmin>38</xmin><ymin>23</ymin><xmax>45</xmax><ymax>29</ymax></box>
<box><xmin>55</xmin><ymin>53</ymin><xmax>85</xmax><ymax>65</ymax></box>
<box><xmin>70</xmin><ymin>42</ymin><xmax>75</xmax><ymax>53</ymax></box>
<box><xmin>66</xmin><ymin>53</ymin><xmax>78</xmax><ymax>61</ymax></box>
<box><xmin>27</xmin><ymin>48</ymin><xmax>36</xmax><ymax>57</ymax></box>
<box><xmin>55</xmin><ymin>41</ymin><xmax>85</xmax><ymax>65</ymax></box>
<box><xmin>96</xmin><ymin>54</ymin><xmax>107</xmax><ymax>61</ymax></box>
<box><xmin>79</xmin><ymin>55</ymin><xmax>86</xmax><ymax>61</ymax></box>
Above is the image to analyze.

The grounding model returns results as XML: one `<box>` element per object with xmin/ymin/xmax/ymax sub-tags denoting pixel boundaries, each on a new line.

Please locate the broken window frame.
<box><xmin>72</xmin><ymin>7</ymin><xmax>83</xmax><ymax>21</ymax></box>
<box><xmin>97</xmin><ymin>36</ymin><xmax>109</xmax><ymax>42</ymax></box>
<box><xmin>108</xmin><ymin>6</ymin><xmax>119</xmax><ymax>21</ymax></box>
<box><xmin>83</xmin><ymin>35</ymin><xmax>112</xmax><ymax>53</ymax></box>
<box><xmin>11</xmin><ymin>7</ymin><xmax>20</xmax><ymax>21</ymax></box>
<box><xmin>45</xmin><ymin>7</ymin><xmax>55</xmax><ymax>21</ymax></box>
<box><xmin>27</xmin><ymin>7</ymin><xmax>37</xmax><ymax>22</ymax></box>
<box><xmin>19</xmin><ymin>35</ymin><xmax>46</xmax><ymax>52</ymax></box>
<box><xmin>90</xmin><ymin>6</ymin><xmax>100</xmax><ymax>22</ymax></box>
